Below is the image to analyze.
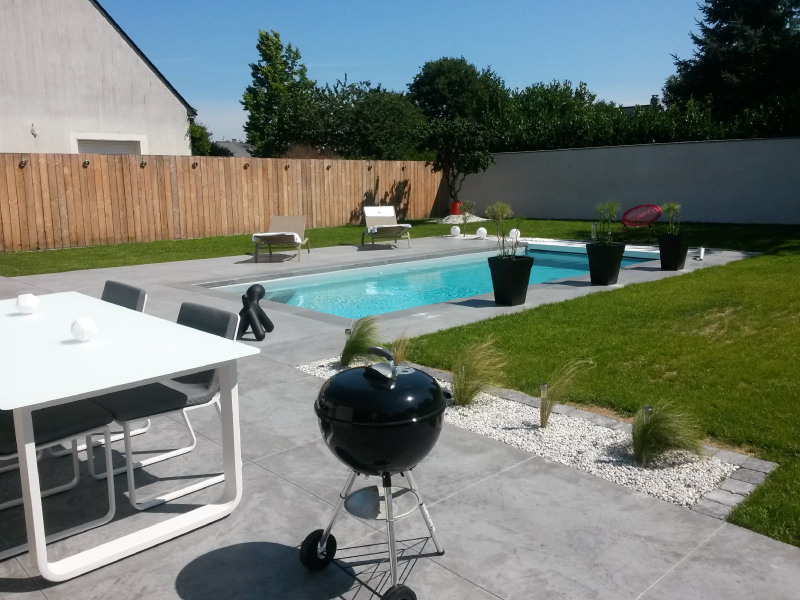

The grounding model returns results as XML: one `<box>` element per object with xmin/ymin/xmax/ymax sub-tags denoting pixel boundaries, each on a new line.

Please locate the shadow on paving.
<box><xmin>175</xmin><ymin>541</ymin><xmax>356</xmax><ymax>600</ymax></box>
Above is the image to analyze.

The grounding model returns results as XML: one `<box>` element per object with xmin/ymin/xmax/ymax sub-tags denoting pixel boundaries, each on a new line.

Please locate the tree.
<box><xmin>315</xmin><ymin>79</ymin><xmax>426</xmax><ymax>160</ymax></box>
<box><xmin>664</xmin><ymin>0</ymin><xmax>800</xmax><ymax>116</ymax></box>
<box><xmin>210</xmin><ymin>142</ymin><xmax>234</xmax><ymax>157</ymax></box>
<box><xmin>409</xmin><ymin>58</ymin><xmax>506</xmax><ymax>204</ymax></box>
<box><xmin>423</xmin><ymin>118</ymin><xmax>494</xmax><ymax>204</ymax></box>
<box><xmin>242</xmin><ymin>30</ymin><xmax>321</xmax><ymax>157</ymax></box>
<box><xmin>188</xmin><ymin>119</ymin><xmax>212</xmax><ymax>156</ymax></box>
<box><xmin>408</xmin><ymin>57</ymin><xmax>508</xmax><ymax>125</ymax></box>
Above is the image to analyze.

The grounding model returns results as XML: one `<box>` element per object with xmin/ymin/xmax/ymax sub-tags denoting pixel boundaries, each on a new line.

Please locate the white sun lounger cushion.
<box><xmin>252</xmin><ymin>232</ymin><xmax>303</xmax><ymax>244</ymax></box>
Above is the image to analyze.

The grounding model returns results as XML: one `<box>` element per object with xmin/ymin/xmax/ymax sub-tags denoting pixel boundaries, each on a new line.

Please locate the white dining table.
<box><xmin>0</xmin><ymin>292</ymin><xmax>259</xmax><ymax>582</ymax></box>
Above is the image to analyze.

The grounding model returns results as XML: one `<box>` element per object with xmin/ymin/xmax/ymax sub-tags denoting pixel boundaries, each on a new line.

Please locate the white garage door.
<box><xmin>76</xmin><ymin>139</ymin><xmax>142</xmax><ymax>155</ymax></box>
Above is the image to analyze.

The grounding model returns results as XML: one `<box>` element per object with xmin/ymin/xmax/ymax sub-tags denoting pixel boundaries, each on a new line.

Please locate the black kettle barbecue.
<box><xmin>299</xmin><ymin>347</ymin><xmax>447</xmax><ymax>600</ymax></box>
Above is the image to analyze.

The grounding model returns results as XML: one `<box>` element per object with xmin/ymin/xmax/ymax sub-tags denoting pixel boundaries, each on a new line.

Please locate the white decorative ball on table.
<box><xmin>509</xmin><ymin>228</ymin><xmax>521</xmax><ymax>240</ymax></box>
<box><xmin>16</xmin><ymin>294</ymin><xmax>39</xmax><ymax>314</ymax></box>
<box><xmin>475</xmin><ymin>227</ymin><xmax>487</xmax><ymax>239</ymax></box>
<box><xmin>450</xmin><ymin>225</ymin><xmax>460</xmax><ymax>237</ymax></box>
<box><xmin>71</xmin><ymin>317</ymin><xmax>98</xmax><ymax>342</ymax></box>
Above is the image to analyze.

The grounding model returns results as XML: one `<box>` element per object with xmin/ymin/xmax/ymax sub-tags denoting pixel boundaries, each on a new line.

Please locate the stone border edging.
<box><xmin>408</xmin><ymin>362</ymin><xmax>777</xmax><ymax>520</ymax></box>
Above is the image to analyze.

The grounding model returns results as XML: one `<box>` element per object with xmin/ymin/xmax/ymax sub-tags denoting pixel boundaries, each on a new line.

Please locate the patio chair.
<box><xmin>0</xmin><ymin>402</ymin><xmax>116</xmax><ymax>560</ymax></box>
<box><xmin>253</xmin><ymin>215</ymin><xmax>310</xmax><ymax>262</ymax></box>
<box><xmin>50</xmin><ymin>280</ymin><xmax>151</xmax><ymax>459</ymax></box>
<box><xmin>88</xmin><ymin>302</ymin><xmax>239</xmax><ymax>510</ymax></box>
<box><xmin>361</xmin><ymin>206</ymin><xmax>411</xmax><ymax>248</ymax></box>
<box><xmin>621</xmin><ymin>204</ymin><xmax>662</xmax><ymax>241</ymax></box>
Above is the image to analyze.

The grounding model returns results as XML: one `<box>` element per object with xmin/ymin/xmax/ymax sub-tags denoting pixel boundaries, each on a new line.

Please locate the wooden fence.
<box><xmin>0</xmin><ymin>154</ymin><xmax>448</xmax><ymax>252</ymax></box>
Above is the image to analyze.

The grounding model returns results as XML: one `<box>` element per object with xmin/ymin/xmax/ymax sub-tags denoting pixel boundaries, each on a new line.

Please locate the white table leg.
<box><xmin>14</xmin><ymin>407</ymin><xmax>49</xmax><ymax>573</ymax></box>
<box><xmin>24</xmin><ymin>360</ymin><xmax>244</xmax><ymax>582</ymax></box>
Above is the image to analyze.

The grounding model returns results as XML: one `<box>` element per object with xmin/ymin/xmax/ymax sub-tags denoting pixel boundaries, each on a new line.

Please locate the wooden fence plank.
<box><xmin>0</xmin><ymin>157</ymin><xmax>12</xmax><ymax>251</ymax></box>
<box><xmin>77</xmin><ymin>155</ymin><xmax>94</xmax><ymax>246</ymax></box>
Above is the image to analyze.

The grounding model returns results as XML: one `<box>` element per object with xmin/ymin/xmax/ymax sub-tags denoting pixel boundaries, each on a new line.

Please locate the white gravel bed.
<box><xmin>434</xmin><ymin>214</ymin><xmax>488</xmax><ymax>224</ymax></box>
<box><xmin>297</xmin><ymin>358</ymin><xmax>738</xmax><ymax>507</ymax></box>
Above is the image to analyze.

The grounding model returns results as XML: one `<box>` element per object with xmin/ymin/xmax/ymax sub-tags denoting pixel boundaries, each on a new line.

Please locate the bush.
<box><xmin>631</xmin><ymin>401</ymin><xmax>704</xmax><ymax>465</ymax></box>
<box><xmin>450</xmin><ymin>339</ymin><xmax>505</xmax><ymax>406</ymax></box>
<box><xmin>341</xmin><ymin>316</ymin><xmax>381</xmax><ymax>367</ymax></box>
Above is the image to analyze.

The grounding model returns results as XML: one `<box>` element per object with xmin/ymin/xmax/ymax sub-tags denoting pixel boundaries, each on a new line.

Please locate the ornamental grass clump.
<box><xmin>341</xmin><ymin>315</ymin><xmax>381</xmax><ymax>367</ymax></box>
<box><xmin>390</xmin><ymin>333</ymin><xmax>411</xmax><ymax>363</ymax></box>
<box><xmin>539</xmin><ymin>359</ymin><xmax>595</xmax><ymax>428</ymax></box>
<box><xmin>450</xmin><ymin>339</ymin><xmax>505</xmax><ymax>406</ymax></box>
<box><xmin>631</xmin><ymin>400</ymin><xmax>704</xmax><ymax>465</ymax></box>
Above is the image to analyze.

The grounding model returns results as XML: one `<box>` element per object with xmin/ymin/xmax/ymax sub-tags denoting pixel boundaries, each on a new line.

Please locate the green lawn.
<box><xmin>407</xmin><ymin>228</ymin><xmax>800</xmax><ymax>547</ymax></box>
<box><xmin>2</xmin><ymin>217</ymin><xmax>799</xmax><ymax>277</ymax></box>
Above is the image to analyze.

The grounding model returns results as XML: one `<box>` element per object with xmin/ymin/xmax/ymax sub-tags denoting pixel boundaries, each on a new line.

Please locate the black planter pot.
<box><xmin>586</xmin><ymin>242</ymin><xmax>626</xmax><ymax>285</ymax></box>
<box><xmin>488</xmin><ymin>255</ymin><xmax>534</xmax><ymax>306</ymax></box>
<box><xmin>658</xmin><ymin>234</ymin><xmax>690</xmax><ymax>271</ymax></box>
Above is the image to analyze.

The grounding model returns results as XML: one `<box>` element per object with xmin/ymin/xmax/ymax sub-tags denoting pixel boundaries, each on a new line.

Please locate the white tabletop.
<box><xmin>0</xmin><ymin>292</ymin><xmax>259</xmax><ymax>410</ymax></box>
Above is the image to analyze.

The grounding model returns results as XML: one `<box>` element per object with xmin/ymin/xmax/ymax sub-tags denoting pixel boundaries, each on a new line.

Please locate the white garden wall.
<box><xmin>461</xmin><ymin>138</ymin><xmax>800</xmax><ymax>224</ymax></box>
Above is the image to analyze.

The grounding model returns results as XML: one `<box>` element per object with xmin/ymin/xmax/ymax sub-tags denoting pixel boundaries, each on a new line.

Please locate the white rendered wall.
<box><xmin>0</xmin><ymin>0</ymin><xmax>191</xmax><ymax>155</ymax></box>
<box><xmin>461</xmin><ymin>138</ymin><xmax>800</xmax><ymax>224</ymax></box>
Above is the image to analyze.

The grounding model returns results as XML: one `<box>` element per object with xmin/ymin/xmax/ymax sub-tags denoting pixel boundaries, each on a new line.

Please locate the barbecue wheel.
<box><xmin>382</xmin><ymin>584</ymin><xmax>417</xmax><ymax>600</ymax></box>
<box><xmin>299</xmin><ymin>529</ymin><xmax>336</xmax><ymax>571</ymax></box>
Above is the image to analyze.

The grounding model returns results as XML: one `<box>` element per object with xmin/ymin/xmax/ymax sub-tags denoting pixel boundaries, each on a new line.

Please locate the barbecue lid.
<box><xmin>315</xmin><ymin>347</ymin><xmax>446</xmax><ymax>426</ymax></box>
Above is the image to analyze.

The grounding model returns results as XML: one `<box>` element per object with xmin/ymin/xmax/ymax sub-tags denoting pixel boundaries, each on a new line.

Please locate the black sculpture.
<box><xmin>237</xmin><ymin>284</ymin><xmax>275</xmax><ymax>341</ymax></box>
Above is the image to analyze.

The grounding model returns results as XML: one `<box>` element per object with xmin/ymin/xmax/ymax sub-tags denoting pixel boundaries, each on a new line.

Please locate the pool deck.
<box><xmin>2</xmin><ymin>237</ymin><xmax>798</xmax><ymax>600</ymax></box>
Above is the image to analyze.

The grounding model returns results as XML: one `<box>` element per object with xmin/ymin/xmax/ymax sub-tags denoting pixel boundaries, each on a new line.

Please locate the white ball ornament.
<box><xmin>16</xmin><ymin>294</ymin><xmax>39</xmax><ymax>314</ymax></box>
<box><xmin>509</xmin><ymin>228</ymin><xmax>521</xmax><ymax>240</ymax></box>
<box><xmin>475</xmin><ymin>227</ymin><xmax>487</xmax><ymax>239</ymax></box>
<box><xmin>71</xmin><ymin>317</ymin><xmax>98</xmax><ymax>342</ymax></box>
<box><xmin>450</xmin><ymin>225</ymin><xmax>460</xmax><ymax>237</ymax></box>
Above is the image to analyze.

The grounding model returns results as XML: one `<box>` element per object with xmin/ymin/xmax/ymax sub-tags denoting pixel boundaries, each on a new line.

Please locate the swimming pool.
<box><xmin>216</xmin><ymin>250</ymin><xmax>646</xmax><ymax>319</ymax></box>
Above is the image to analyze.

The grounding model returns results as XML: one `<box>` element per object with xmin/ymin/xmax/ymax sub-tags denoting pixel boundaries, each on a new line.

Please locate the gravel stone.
<box><xmin>730</xmin><ymin>468</ymin><xmax>767</xmax><ymax>485</ymax></box>
<box><xmin>297</xmin><ymin>357</ymin><xmax>738</xmax><ymax>508</ymax></box>
<box><xmin>719</xmin><ymin>478</ymin><xmax>756</xmax><ymax>496</ymax></box>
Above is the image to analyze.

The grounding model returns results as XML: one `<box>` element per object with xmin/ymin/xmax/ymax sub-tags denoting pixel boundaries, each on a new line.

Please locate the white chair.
<box><xmin>361</xmin><ymin>206</ymin><xmax>411</xmax><ymax>248</ymax></box>
<box><xmin>88</xmin><ymin>303</ymin><xmax>239</xmax><ymax>510</ymax></box>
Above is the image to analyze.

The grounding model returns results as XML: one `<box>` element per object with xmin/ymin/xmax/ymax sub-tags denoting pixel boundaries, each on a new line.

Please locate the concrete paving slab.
<box><xmin>641</xmin><ymin>523</ymin><xmax>800</xmax><ymax>600</ymax></box>
<box><xmin>391</xmin><ymin>456</ymin><xmax>727</xmax><ymax>600</ymax></box>
<box><xmin>16</xmin><ymin>464</ymin><xmax>376</xmax><ymax>600</ymax></box>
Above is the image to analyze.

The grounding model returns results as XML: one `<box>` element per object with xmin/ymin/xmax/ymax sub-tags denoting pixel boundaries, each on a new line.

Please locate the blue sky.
<box><xmin>101</xmin><ymin>0</ymin><xmax>702</xmax><ymax>141</ymax></box>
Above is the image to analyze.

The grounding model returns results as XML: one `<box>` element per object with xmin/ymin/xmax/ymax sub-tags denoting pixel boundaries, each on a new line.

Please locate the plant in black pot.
<box><xmin>586</xmin><ymin>201</ymin><xmax>626</xmax><ymax>285</ymax></box>
<box><xmin>658</xmin><ymin>203</ymin><xmax>690</xmax><ymax>271</ymax></box>
<box><xmin>486</xmin><ymin>206</ymin><xmax>533</xmax><ymax>305</ymax></box>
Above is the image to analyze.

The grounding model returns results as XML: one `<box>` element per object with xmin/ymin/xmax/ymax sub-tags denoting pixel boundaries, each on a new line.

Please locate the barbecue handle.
<box><xmin>367</xmin><ymin>347</ymin><xmax>394</xmax><ymax>363</ymax></box>
<box><xmin>367</xmin><ymin>346</ymin><xmax>397</xmax><ymax>379</ymax></box>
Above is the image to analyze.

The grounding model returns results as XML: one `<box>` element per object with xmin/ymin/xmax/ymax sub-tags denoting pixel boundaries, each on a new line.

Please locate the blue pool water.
<box><xmin>217</xmin><ymin>250</ymin><xmax>645</xmax><ymax>319</ymax></box>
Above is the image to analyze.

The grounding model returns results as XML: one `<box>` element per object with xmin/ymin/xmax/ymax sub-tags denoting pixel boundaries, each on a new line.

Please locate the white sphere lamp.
<box><xmin>509</xmin><ymin>228</ymin><xmax>521</xmax><ymax>240</ymax></box>
<box><xmin>475</xmin><ymin>227</ymin><xmax>487</xmax><ymax>239</ymax></box>
<box><xmin>71</xmin><ymin>317</ymin><xmax>98</xmax><ymax>342</ymax></box>
<box><xmin>450</xmin><ymin>225</ymin><xmax>460</xmax><ymax>237</ymax></box>
<box><xmin>16</xmin><ymin>294</ymin><xmax>39</xmax><ymax>314</ymax></box>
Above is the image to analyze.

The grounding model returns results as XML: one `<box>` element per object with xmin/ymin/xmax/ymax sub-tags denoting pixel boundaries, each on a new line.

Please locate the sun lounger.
<box><xmin>253</xmin><ymin>215</ymin><xmax>311</xmax><ymax>262</ymax></box>
<box><xmin>361</xmin><ymin>206</ymin><xmax>411</xmax><ymax>248</ymax></box>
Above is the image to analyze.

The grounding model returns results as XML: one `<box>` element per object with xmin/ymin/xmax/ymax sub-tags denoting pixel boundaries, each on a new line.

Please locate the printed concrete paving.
<box><xmin>1</xmin><ymin>238</ymin><xmax>798</xmax><ymax>599</ymax></box>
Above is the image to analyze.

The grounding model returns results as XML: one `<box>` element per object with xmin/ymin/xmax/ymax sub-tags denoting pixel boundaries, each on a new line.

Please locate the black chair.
<box><xmin>50</xmin><ymin>280</ymin><xmax>150</xmax><ymax>461</ymax></box>
<box><xmin>89</xmin><ymin>302</ymin><xmax>239</xmax><ymax>510</ymax></box>
<box><xmin>0</xmin><ymin>402</ymin><xmax>117</xmax><ymax>560</ymax></box>
<box><xmin>101</xmin><ymin>280</ymin><xmax>147</xmax><ymax>312</ymax></box>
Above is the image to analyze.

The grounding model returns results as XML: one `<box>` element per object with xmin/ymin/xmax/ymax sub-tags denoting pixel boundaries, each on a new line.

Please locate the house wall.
<box><xmin>0</xmin><ymin>0</ymin><xmax>191</xmax><ymax>156</ymax></box>
<box><xmin>461</xmin><ymin>138</ymin><xmax>800</xmax><ymax>224</ymax></box>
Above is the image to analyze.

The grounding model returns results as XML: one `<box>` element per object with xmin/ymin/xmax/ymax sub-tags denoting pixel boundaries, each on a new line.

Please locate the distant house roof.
<box><xmin>89</xmin><ymin>0</ymin><xmax>197</xmax><ymax>117</ymax></box>
<box><xmin>216</xmin><ymin>140</ymin><xmax>254</xmax><ymax>157</ymax></box>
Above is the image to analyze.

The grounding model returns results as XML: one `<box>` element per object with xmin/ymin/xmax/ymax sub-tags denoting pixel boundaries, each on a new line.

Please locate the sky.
<box><xmin>101</xmin><ymin>0</ymin><xmax>703</xmax><ymax>142</ymax></box>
